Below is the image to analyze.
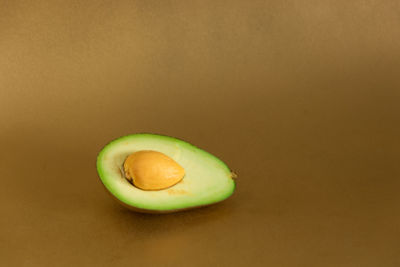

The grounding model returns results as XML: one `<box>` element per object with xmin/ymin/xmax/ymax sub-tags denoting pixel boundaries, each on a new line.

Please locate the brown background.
<box><xmin>1</xmin><ymin>1</ymin><xmax>399</xmax><ymax>266</ymax></box>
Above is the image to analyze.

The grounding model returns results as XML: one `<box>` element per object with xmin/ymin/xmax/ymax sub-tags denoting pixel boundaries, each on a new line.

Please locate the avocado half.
<box><xmin>96</xmin><ymin>133</ymin><xmax>236</xmax><ymax>213</ymax></box>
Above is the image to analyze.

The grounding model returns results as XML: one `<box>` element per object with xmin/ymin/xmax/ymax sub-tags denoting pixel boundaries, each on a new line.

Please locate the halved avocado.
<box><xmin>96</xmin><ymin>133</ymin><xmax>236</xmax><ymax>213</ymax></box>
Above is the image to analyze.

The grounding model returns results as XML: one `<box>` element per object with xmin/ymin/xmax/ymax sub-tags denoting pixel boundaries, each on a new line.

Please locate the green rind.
<box><xmin>96</xmin><ymin>133</ymin><xmax>235</xmax><ymax>212</ymax></box>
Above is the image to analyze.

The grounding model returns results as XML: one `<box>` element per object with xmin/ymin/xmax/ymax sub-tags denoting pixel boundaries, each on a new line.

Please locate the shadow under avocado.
<box><xmin>107</xmin><ymin>195</ymin><xmax>237</xmax><ymax>236</ymax></box>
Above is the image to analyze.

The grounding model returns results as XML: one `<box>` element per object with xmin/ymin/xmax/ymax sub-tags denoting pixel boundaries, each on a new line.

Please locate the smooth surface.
<box><xmin>97</xmin><ymin>134</ymin><xmax>235</xmax><ymax>211</ymax></box>
<box><xmin>1</xmin><ymin>1</ymin><xmax>399</xmax><ymax>266</ymax></box>
<box><xmin>123</xmin><ymin>149</ymin><xmax>185</xmax><ymax>191</ymax></box>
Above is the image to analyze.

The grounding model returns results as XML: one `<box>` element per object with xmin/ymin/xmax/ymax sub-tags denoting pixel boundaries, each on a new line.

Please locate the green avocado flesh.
<box><xmin>96</xmin><ymin>134</ymin><xmax>235</xmax><ymax>213</ymax></box>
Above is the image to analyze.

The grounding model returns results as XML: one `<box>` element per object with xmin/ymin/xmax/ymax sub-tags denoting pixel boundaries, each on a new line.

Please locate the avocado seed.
<box><xmin>123</xmin><ymin>150</ymin><xmax>185</xmax><ymax>190</ymax></box>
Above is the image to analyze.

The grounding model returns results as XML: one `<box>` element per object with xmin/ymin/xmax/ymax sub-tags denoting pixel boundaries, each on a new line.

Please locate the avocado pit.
<box><xmin>123</xmin><ymin>150</ymin><xmax>185</xmax><ymax>190</ymax></box>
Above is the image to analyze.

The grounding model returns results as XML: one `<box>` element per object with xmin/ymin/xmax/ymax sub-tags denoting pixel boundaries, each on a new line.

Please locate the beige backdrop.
<box><xmin>1</xmin><ymin>1</ymin><xmax>399</xmax><ymax>266</ymax></box>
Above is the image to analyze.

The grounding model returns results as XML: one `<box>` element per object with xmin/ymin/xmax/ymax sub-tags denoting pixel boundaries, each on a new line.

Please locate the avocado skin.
<box><xmin>101</xmin><ymin>180</ymin><xmax>236</xmax><ymax>214</ymax></box>
<box><xmin>96</xmin><ymin>133</ymin><xmax>236</xmax><ymax>213</ymax></box>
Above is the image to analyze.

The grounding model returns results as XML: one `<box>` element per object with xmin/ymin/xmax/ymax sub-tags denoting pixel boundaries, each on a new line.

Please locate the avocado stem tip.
<box><xmin>230</xmin><ymin>171</ymin><xmax>238</xmax><ymax>179</ymax></box>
